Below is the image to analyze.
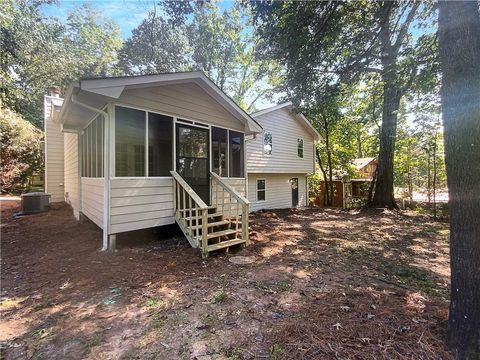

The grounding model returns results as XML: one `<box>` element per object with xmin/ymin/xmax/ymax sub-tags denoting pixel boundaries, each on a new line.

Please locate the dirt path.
<box><xmin>1</xmin><ymin>200</ymin><xmax>452</xmax><ymax>359</ymax></box>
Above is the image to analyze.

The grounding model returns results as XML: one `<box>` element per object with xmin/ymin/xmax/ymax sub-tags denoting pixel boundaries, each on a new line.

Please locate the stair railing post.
<box><xmin>242</xmin><ymin>202</ymin><xmax>250</xmax><ymax>245</ymax></box>
<box><xmin>202</xmin><ymin>209</ymin><xmax>208</xmax><ymax>257</ymax></box>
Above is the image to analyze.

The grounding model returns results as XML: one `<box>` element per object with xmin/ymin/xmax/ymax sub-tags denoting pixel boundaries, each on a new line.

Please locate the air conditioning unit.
<box><xmin>20</xmin><ymin>192</ymin><xmax>51</xmax><ymax>215</ymax></box>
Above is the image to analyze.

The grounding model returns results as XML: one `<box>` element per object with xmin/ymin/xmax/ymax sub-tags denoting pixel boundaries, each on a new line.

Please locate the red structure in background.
<box><xmin>315</xmin><ymin>158</ymin><xmax>377</xmax><ymax>208</ymax></box>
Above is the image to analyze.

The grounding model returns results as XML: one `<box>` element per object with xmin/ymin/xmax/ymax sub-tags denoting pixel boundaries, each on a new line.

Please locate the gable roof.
<box><xmin>251</xmin><ymin>102</ymin><xmax>321</xmax><ymax>141</ymax></box>
<box><xmin>352</xmin><ymin>157</ymin><xmax>376</xmax><ymax>170</ymax></box>
<box><xmin>57</xmin><ymin>71</ymin><xmax>262</xmax><ymax>134</ymax></box>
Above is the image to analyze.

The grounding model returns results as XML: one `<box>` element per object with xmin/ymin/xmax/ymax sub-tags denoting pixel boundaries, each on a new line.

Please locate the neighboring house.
<box><xmin>317</xmin><ymin>157</ymin><xmax>377</xmax><ymax>208</ymax></box>
<box><xmin>44</xmin><ymin>71</ymin><xmax>262</xmax><ymax>257</ymax></box>
<box><xmin>246</xmin><ymin>102</ymin><xmax>321</xmax><ymax>211</ymax></box>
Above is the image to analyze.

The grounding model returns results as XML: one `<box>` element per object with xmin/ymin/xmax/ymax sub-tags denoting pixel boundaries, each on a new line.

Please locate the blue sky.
<box><xmin>40</xmin><ymin>0</ymin><xmax>236</xmax><ymax>38</ymax></box>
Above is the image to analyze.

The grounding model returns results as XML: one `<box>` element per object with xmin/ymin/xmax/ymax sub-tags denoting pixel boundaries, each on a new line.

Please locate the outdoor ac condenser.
<box><xmin>20</xmin><ymin>192</ymin><xmax>51</xmax><ymax>215</ymax></box>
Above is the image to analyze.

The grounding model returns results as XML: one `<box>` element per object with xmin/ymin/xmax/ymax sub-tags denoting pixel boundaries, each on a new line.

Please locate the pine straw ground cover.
<box><xmin>1</xmin><ymin>201</ymin><xmax>452</xmax><ymax>359</ymax></box>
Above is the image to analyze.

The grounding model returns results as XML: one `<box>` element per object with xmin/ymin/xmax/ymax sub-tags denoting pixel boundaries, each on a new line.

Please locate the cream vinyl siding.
<box><xmin>64</xmin><ymin>132</ymin><xmax>79</xmax><ymax>216</ymax></box>
<box><xmin>109</xmin><ymin>178</ymin><xmax>174</xmax><ymax>233</ymax></box>
<box><xmin>248</xmin><ymin>107</ymin><xmax>315</xmax><ymax>174</ymax></box>
<box><xmin>247</xmin><ymin>173</ymin><xmax>307</xmax><ymax>212</ymax></box>
<box><xmin>44</xmin><ymin>98</ymin><xmax>64</xmax><ymax>202</ymax></box>
<box><xmin>117</xmin><ymin>83</ymin><xmax>244</xmax><ymax>131</ymax></box>
<box><xmin>81</xmin><ymin>177</ymin><xmax>104</xmax><ymax>228</ymax></box>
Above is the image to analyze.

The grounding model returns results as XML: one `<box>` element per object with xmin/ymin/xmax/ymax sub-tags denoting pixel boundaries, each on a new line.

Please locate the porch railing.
<box><xmin>210</xmin><ymin>171</ymin><xmax>250</xmax><ymax>245</ymax></box>
<box><xmin>171</xmin><ymin>170</ymin><xmax>209</xmax><ymax>254</ymax></box>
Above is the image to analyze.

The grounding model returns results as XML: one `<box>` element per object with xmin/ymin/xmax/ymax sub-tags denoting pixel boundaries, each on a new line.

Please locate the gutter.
<box><xmin>71</xmin><ymin>94</ymin><xmax>111</xmax><ymax>251</ymax></box>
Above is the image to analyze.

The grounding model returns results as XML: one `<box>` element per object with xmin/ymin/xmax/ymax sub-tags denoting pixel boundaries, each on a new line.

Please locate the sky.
<box><xmin>40</xmin><ymin>0</ymin><xmax>236</xmax><ymax>38</ymax></box>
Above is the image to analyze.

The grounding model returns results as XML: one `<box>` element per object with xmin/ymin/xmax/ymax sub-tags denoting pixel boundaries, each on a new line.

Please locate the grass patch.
<box><xmin>269</xmin><ymin>343</ymin><xmax>284</xmax><ymax>360</ymax></box>
<box><xmin>86</xmin><ymin>333</ymin><xmax>103</xmax><ymax>351</ymax></box>
<box><xmin>227</xmin><ymin>347</ymin><xmax>244</xmax><ymax>360</ymax></box>
<box><xmin>211</xmin><ymin>290</ymin><xmax>228</xmax><ymax>304</ymax></box>
<box><xmin>382</xmin><ymin>264</ymin><xmax>448</xmax><ymax>298</ymax></box>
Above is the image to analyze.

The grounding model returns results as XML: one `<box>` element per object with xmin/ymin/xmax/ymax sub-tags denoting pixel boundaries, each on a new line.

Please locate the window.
<box><xmin>297</xmin><ymin>138</ymin><xmax>304</xmax><ymax>158</ymax></box>
<box><xmin>81</xmin><ymin>115</ymin><xmax>104</xmax><ymax>177</ymax></box>
<box><xmin>212</xmin><ymin>127</ymin><xmax>228</xmax><ymax>177</ymax></box>
<box><xmin>257</xmin><ymin>179</ymin><xmax>266</xmax><ymax>201</ymax></box>
<box><xmin>229</xmin><ymin>130</ymin><xmax>244</xmax><ymax>178</ymax></box>
<box><xmin>115</xmin><ymin>106</ymin><xmax>173</xmax><ymax>177</ymax></box>
<box><xmin>263</xmin><ymin>131</ymin><xmax>272</xmax><ymax>155</ymax></box>
<box><xmin>148</xmin><ymin>113</ymin><xmax>173</xmax><ymax>176</ymax></box>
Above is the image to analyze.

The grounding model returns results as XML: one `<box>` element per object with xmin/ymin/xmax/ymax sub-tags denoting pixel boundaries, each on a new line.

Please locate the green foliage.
<box><xmin>0</xmin><ymin>1</ymin><xmax>122</xmax><ymax>127</ymax></box>
<box><xmin>133</xmin><ymin>0</ymin><xmax>283</xmax><ymax>111</ymax></box>
<box><xmin>0</xmin><ymin>107</ymin><xmax>44</xmax><ymax>193</ymax></box>
<box><xmin>117</xmin><ymin>10</ymin><xmax>190</xmax><ymax>75</ymax></box>
<box><xmin>211</xmin><ymin>289</ymin><xmax>227</xmax><ymax>304</ymax></box>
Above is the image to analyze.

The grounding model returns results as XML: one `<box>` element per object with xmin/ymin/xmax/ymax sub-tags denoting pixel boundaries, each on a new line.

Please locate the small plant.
<box><xmin>211</xmin><ymin>289</ymin><xmax>228</xmax><ymax>304</ymax></box>
<box><xmin>269</xmin><ymin>343</ymin><xmax>284</xmax><ymax>360</ymax></box>
<box><xmin>277</xmin><ymin>280</ymin><xmax>291</xmax><ymax>292</ymax></box>
<box><xmin>227</xmin><ymin>347</ymin><xmax>244</xmax><ymax>360</ymax></box>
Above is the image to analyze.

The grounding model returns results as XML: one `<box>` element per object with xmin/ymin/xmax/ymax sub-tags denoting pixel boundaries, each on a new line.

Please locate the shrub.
<box><xmin>0</xmin><ymin>107</ymin><xmax>44</xmax><ymax>193</ymax></box>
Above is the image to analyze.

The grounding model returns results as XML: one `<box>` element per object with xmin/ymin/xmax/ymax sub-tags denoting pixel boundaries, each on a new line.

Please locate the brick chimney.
<box><xmin>48</xmin><ymin>87</ymin><xmax>61</xmax><ymax>98</ymax></box>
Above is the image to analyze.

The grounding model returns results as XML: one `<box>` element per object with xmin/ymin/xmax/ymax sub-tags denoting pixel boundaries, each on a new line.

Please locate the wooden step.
<box><xmin>190</xmin><ymin>220</ymin><xmax>230</xmax><ymax>231</ymax></box>
<box><xmin>183</xmin><ymin>212</ymin><xmax>223</xmax><ymax>222</ymax></box>
<box><xmin>206</xmin><ymin>229</ymin><xmax>237</xmax><ymax>240</ymax></box>
<box><xmin>207</xmin><ymin>238</ymin><xmax>246</xmax><ymax>252</ymax></box>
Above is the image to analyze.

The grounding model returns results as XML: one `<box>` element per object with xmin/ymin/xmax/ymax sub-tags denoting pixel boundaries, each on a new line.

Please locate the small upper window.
<box><xmin>257</xmin><ymin>179</ymin><xmax>266</xmax><ymax>201</ymax></box>
<box><xmin>263</xmin><ymin>131</ymin><xmax>272</xmax><ymax>155</ymax></box>
<box><xmin>297</xmin><ymin>138</ymin><xmax>304</xmax><ymax>158</ymax></box>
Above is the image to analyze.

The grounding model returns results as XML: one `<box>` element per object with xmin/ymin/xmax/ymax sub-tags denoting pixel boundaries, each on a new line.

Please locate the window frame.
<box><xmin>297</xmin><ymin>138</ymin><xmax>304</xmax><ymax>158</ymax></box>
<box><xmin>256</xmin><ymin>178</ymin><xmax>266</xmax><ymax>202</ymax></box>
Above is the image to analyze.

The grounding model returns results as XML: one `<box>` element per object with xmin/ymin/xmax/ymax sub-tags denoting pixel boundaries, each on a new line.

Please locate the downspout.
<box><xmin>71</xmin><ymin>94</ymin><xmax>111</xmax><ymax>251</ymax></box>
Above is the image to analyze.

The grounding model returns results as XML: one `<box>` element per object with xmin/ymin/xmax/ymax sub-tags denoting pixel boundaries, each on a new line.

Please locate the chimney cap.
<box><xmin>48</xmin><ymin>87</ymin><xmax>61</xmax><ymax>98</ymax></box>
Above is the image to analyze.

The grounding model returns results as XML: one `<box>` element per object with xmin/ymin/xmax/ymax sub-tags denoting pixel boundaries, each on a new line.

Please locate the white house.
<box><xmin>44</xmin><ymin>72</ymin><xmax>319</xmax><ymax>257</ymax></box>
<box><xmin>247</xmin><ymin>102</ymin><xmax>320</xmax><ymax>211</ymax></box>
<box><xmin>44</xmin><ymin>72</ymin><xmax>262</xmax><ymax>257</ymax></box>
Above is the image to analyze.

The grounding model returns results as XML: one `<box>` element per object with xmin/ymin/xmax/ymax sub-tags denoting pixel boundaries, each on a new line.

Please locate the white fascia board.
<box><xmin>251</xmin><ymin>102</ymin><xmax>293</xmax><ymax>117</ymax></box>
<box><xmin>297</xmin><ymin>113</ymin><xmax>322</xmax><ymax>141</ymax></box>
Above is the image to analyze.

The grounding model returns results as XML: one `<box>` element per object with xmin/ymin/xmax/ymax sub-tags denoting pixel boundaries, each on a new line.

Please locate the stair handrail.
<box><xmin>210</xmin><ymin>172</ymin><xmax>250</xmax><ymax>205</ymax></box>
<box><xmin>210</xmin><ymin>171</ymin><xmax>250</xmax><ymax>245</ymax></box>
<box><xmin>171</xmin><ymin>170</ymin><xmax>209</xmax><ymax>255</ymax></box>
<box><xmin>171</xmin><ymin>171</ymin><xmax>209</xmax><ymax>210</ymax></box>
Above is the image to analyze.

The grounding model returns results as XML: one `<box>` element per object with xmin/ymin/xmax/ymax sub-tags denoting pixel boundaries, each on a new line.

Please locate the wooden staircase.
<box><xmin>171</xmin><ymin>171</ymin><xmax>250</xmax><ymax>258</ymax></box>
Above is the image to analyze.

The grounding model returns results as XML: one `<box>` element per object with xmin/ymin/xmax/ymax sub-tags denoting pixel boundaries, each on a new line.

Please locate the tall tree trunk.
<box><xmin>439</xmin><ymin>2</ymin><xmax>480</xmax><ymax>359</ymax></box>
<box><xmin>316</xmin><ymin>148</ymin><xmax>330</xmax><ymax>206</ymax></box>
<box><xmin>323</xmin><ymin>115</ymin><xmax>334</xmax><ymax>206</ymax></box>
<box><xmin>371</xmin><ymin>74</ymin><xmax>401</xmax><ymax>208</ymax></box>
<box><xmin>432</xmin><ymin>138</ymin><xmax>437</xmax><ymax>221</ymax></box>
<box><xmin>427</xmin><ymin>150</ymin><xmax>432</xmax><ymax>208</ymax></box>
<box><xmin>356</xmin><ymin>132</ymin><xmax>363</xmax><ymax>158</ymax></box>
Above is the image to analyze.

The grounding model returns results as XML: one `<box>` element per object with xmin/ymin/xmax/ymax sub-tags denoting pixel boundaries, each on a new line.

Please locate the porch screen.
<box><xmin>229</xmin><ymin>130</ymin><xmax>244</xmax><ymax>178</ymax></box>
<box><xmin>115</xmin><ymin>106</ymin><xmax>173</xmax><ymax>177</ymax></box>
<box><xmin>115</xmin><ymin>106</ymin><xmax>145</xmax><ymax>177</ymax></box>
<box><xmin>81</xmin><ymin>114</ymin><xmax>104</xmax><ymax>177</ymax></box>
<box><xmin>212</xmin><ymin>127</ymin><xmax>228</xmax><ymax>177</ymax></box>
<box><xmin>148</xmin><ymin>113</ymin><xmax>173</xmax><ymax>176</ymax></box>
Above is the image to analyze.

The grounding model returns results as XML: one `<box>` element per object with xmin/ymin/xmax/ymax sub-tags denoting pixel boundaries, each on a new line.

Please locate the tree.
<box><xmin>438</xmin><ymin>2</ymin><xmax>480</xmax><ymax>359</ymax></box>
<box><xmin>117</xmin><ymin>10</ymin><xmax>190</xmax><ymax>75</ymax></box>
<box><xmin>303</xmin><ymin>86</ymin><xmax>357</xmax><ymax>206</ymax></box>
<box><xmin>0</xmin><ymin>107</ymin><xmax>43</xmax><ymax>193</ymax></box>
<box><xmin>0</xmin><ymin>1</ymin><xmax>122</xmax><ymax>127</ymax></box>
<box><xmin>141</xmin><ymin>0</ymin><xmax>283</xmax><ymax>111</ymax></box>
<box><xmin>250</xmin><ymin>1</ymin><xmax>438</xmax><ymax>208</ymax></box>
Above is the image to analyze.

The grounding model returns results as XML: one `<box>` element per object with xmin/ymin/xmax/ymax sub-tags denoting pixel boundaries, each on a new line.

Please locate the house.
<box><xmin>44</xmin><ymin>71</ymin><xmax>262</xmax><ymax>257</ymax></box>
<box><xmin>316</xmin><ymin>157</ymin><xmax>377</xmax><ymax>208</ymax></box>
<box><xmin>246</xmin><ymin>102</ymin><xmax>320</xmax><ymax>211</ymax></box>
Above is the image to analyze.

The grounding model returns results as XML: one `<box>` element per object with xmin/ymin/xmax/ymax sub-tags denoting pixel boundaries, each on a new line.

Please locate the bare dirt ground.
<box><xmin>1</xmin><ymin>200</ymin><xmax>452</xmax><ymax>359</ymax></box>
